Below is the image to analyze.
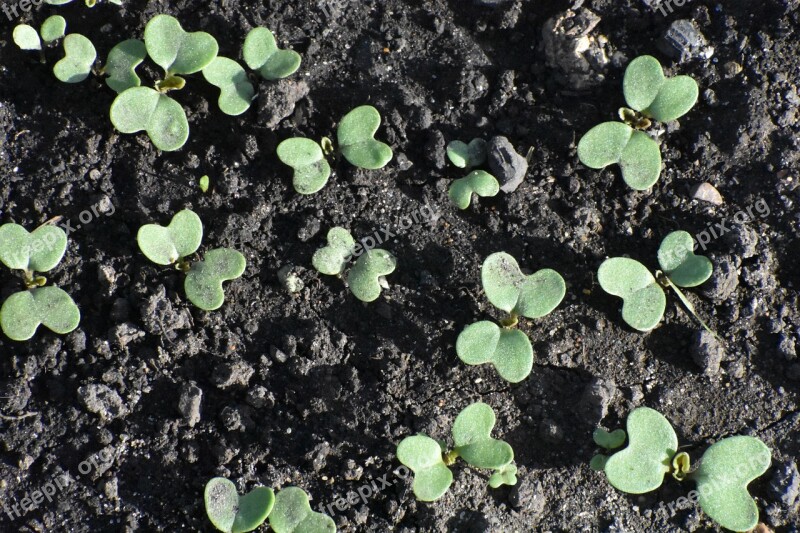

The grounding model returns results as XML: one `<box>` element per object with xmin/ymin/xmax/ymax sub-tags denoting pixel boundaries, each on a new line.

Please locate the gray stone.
<box><xmin>78</xmin><ymin>384</ymin><xmax>127</xmax><ymax>421</ymax></box>
<box><xmin>178</xmin><ymin>382</ymin><xmax>202</xmax><ymax>427</ymax></box>
<box><xmin>702</xmin><ymin>255</ymin><xmax>739</xmax><ymax>301</ymax></box>
<box><xmin>691</xmin><ymin>183</ymin><xmax>723</xmax><ymax>205</ymax></box>
<box><xmin>541</xmin><ymin>8</ymin><xmax>610</xmax><ymax>89</ymax></box>
<box><xmin>257</xmin><ymin>79</ymin><xmax>310</xmax><ymax>129</ymax></box>
<box><xmin>769</xmin><ymin>460</ymin><xmax>800</xmax><ymax>507</ymax></box>
<box><xmin>580</xmin><ymin>377</ymin><xmax>617</xmax><ymax>421</ymax></box>
<box><xmin>658</xmin><ymin>19</ymin><xmax>714</xmax><ymax>62</ymax></box>
<box><xmin>488</xmin><ymin>136</ymin><xmax>528</xmax><ymax>193</ymax></box>
<box><xmin>691</xmin><ymin>330</ymin><xmax>725</xmax><ymax>375</ymax></box>
<box><xmin>212</xmin><ymin>360</ymin><xmax>255</xmax><ymax>389</ymax></box>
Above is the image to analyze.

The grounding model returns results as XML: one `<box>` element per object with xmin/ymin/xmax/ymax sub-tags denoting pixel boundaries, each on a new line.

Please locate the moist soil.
<box><xmin>0</xmin><ymin>0</ymin><xmax>799</xmax><ymax>531</ymax></box>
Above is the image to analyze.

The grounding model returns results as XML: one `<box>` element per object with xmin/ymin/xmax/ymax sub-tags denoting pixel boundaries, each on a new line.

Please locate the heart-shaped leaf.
<box><xmin>481</xmin><ymin>252</ymin><xmax>566</xmax><ymax>319</ymax></box>
<box><xmin>578</xmin><ymin>122</ymin><xmax>662</xmax><ymax>190</ymax></box>
<box><xmin>312</xmin><ymin>227</ymin><xmax>355</xmax><ymax>276</ymax></box>
<box><xmin>269</xmin><ymin>487</ymin><xmax>336</xmax><ymax>533</ymax></box>
<box><xmin>204</xmin><ymin>477</ymin><xmax>275</xmax><ymax>533</ymax></box>
<box><xmin>104</xmin><ymin>39</ymin><xmax>147</xmax><ymax>93</ymax></box>
<box><xmin>53</xmin><ymin>34</ymin><xmax>96</xmax><ymax>83</ymax></box>
<box><xmin>657</xmin><ymin>230</ymin><xmax>712</xmax><ymax>288</ymax></box>
<box><xmin>456</xmin><ymin>321</ymin><xmax>534</xmax><ymax>383</ymax></box>
<box><xmin>110</xmin><ymin>87</ymin><xmax>189</xmax><ymax>151</ymax></box>
<box><xmin>202</xmin><ymin>56</ymin><xmax>255</xmax><ymax>116</ymax></box>
<box><xmin>447</xmin><ymin>139</ymin><xmax>487</xmax><ymax>169</ymax></box>
<box><xmin>144</xmin><ymin>14</ymin><xmax>218</xmax><ymax>75</ymax></box>
<box><xmin>1</xmin><ymin>287</ymin><xmax>80</xmax><ymax>341</ymax></box>
<box><xmin>624</xmin><ymin>55</ymin><xmax>698</xmax><ymax>122</ymax></box>
<box><xmin>452</xmin><ymin>402</ymin><xmax>514</xmax><ymax>470</ymax></box>
<box><xmin>448</xmin><ymin>170</ymin><xmax>500</xmax><ymax>209</ymax></box>
<box><xmin>137</xmin><ymin>209</ymin><xmax>203</xmax><ymax>266</ymax></box>
<box><xmin>692</xmin><ymin>436</ymin><xmax>771</xmax><ymax>532</ymax></box>
<box><xmin>603</xmin><ymin>407</ymin><xmax>678</xmax><ymax>494</ymax></box>
<box><xmin>396</xmin><ymin>435</ymin><xmax>453</xmax><ymax>502</ymax></box>
<box><xmin>276</xmin><ymin>138</ymin><xmax>332</xmax><ymax>195</ymax></box>
<box><xmin>185</xmin><ymin>248</ymin><xmax>246</xmax><ymax>311</ymax></box>
<box><xmin>242</xmin><ymin>27</ymin><xmax>301</xmax><ymax>81</ymax></box>
<box><xmin>593</xmin><ymin>428</ymin><xmax>627</xmax><ymax>450</ymax></box>
<box><xmin>337</xmin><ymin>105</ymin><xmax>393</xmax><ymax>170</ymax></box>
<box><xmin>619</xmin><ymin>130</ymin><xmax>662</xmax><ymax>190</ymax></box>
<box><xmin>488</xmin><ymin>463</ymin><xmax>518</xmax><ymax>488</ymax></box>
<box><xmin>41</xmin><ymin>16</ymin><xmax>67</xmax><ymax>44</ymax></box>
<box><xmin>0</xmin><ymin>223</ymin><xmax>68</xmax><ymax>273</ymax></box>
<box><xmin>13</xmin><ymin>25</ymin><xmax>41</xmax><ymax>51</ymax></box>
<box><xmin>347</xmin><ymin>249</ymin><xmax>396</xmax><ymax>302</ymax></box>
<box><xmin>597</xmin><ymin>257</ymin><xmax>666</xmax><ymax>331</ymax></box>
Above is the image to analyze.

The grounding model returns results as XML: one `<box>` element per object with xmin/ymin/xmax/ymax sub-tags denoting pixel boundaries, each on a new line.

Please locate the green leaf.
<box><xmin>144</xmin><ymin>14</ymin><xmax>218</xmax><ymax>75</ymax></box>
<box><xmin>624</xmin><ymin>55</ymin><xmax>698</xmax><ymax>122</ymax></box>
<box><xmin>597</xmin><ymin>257</ymin><xmax>666</xmax><ymax>331</ymax></box>
<box><xmin>53</xmin><ymin>34</ymin><xmax>96</xmax><ymax>83</ymax></box>
<box><xmin>337</xmin><ymin>106</ymin><xmax>393</xmax><ymax>170</ymax></box>
<box><xmin>110</xmin><ymin>87</ymin><xmax>189</xmax><ymax>151</ymax></box>
<box><xmin>204</xmin><ymin>478</ymin><xmax>275</xmax><ymax>533</ymax></box>
<box><xmin>456</xmin><ymin>321</ymin><xmax>534</xmax><ymax>383</ymax></box>
<box><xmin>276</xmin><ymin>138</ymin><xmax>332</xmax><ymax>195</ymax></box>
<box><xmin>657</xmin><ymin>230</ymin><xmax>712</xmax><ymax>287</ymax></box>
<box><xmin>269</xmin><ymin>487</ymin><xmax>336</xmax><ymax>533</ymax></box>
<box><xmin>104</xmin><ymin>39</ymin><xmax>146</xmax><ymax>94</ymax></box>
<box><xmin>593</xmin><ymin>428</ymin><xmax>627</xmax><ymax>450</ymax></box>
<box><xmin>137</xmin><ymin>209</ymin><xmax>203</xmax><ymax>266</ymax></box>
<box><xmin>644</xmin><ymin>76</ymin><xmax>699</xmax><ymax>123</ymax></box>
<box><xmin>577</xmin><ymin>122</ymin><xmax>633</xmax><ymax>170</ymax></box>
<box><xmin>13</xmin><ymin>25</ymin><xmax>41</xmax><ymax>51</ymax></box>
<box><xmin>452</xmin><ymin>402</ymin><xmax>514</xmax><ymax>470</ymax></box>
<box><xmin>199</xmin><ymin>175</ymin><xmax>211</xmax><ymax>193</ymax></box>
<box><xmin>448</xmin><ymin>170</ymin><xmax>499</xmax><ymax>209</ymax></box>
<box><xmin>41</xmin><ymin>16</ymin><xmax>67</xmax><ymax>44</ymax></box>
<box><xmin>0</xmin><ymin>223</ymin><xmax>68</xmax><ymax>273</ymax></box>
<box><xmin>346</xmin><ymin>249</ymin><xmax>396</xmax><ymax>302</ymax></box>
<box><xmin>603</xmin><ymin>407</ymin><xmax>678</xmax><ymax>494</ymax></box>
<box><xmin>692</xmin><ymin>436</ymin><xmax>771</xmax><ymax>532</ymax></box>
<box><xmin>312</xmin><ymin>227</ymin><xmax>355</xmax><ymax>276</ymax></box>
<box><xmin>446</xmin><ymin>139</ymin><xmax>487</xmax><ymax>169</ymax></box>
<box><xmin>202</xmin><ymin>56</ymin><xmax>255</xmax><ymax>116</ymax></box>
<box><xmin>1</xmin><ymin>287</ymin><xmax>80</xmax><ymax>341</ymax></box>
<box><xmin>185</xmin><ymin>248</ymin><xmax>246</xmax><ymax>311</ymax></box>
<box><xmin>242</xmin><ymin>27</ymin><xmax>302</xmax><ymax>81</ymax></box>
<box><xmin>481</xmin><ymin>252</ymin><xmax>566</xmax><ymax>319</ymax></box>
<box><xmin>396</xmin><ymin>435</ymin><xmax>453</xmax><ymax>502</ymax></box>
<box><xmin>618</xmin><ymin>130</ymin><xmax>662</xmax><ymax>190</ymax></box>
<box><xmin>488</xmin><ymin>463</ymin><xmax>518</xmax><ymax>488</ymax></box>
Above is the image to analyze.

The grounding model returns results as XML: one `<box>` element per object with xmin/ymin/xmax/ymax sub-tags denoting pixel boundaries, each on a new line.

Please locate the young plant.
<box><xmin>447</xmin><ymin>138</ymin><xmax>487</xmax><ymax>169</ymax></box>
<box><xmin>444</xmin><ymin>138</ymin><xmax>499</xmax><ymax>210</ymax></box>
<box><xmin>277</xmin><ymin>106</ymin><xmax>393</xmax><ymax>194</ymax></box>
<box><xmin>0</xmin><ymin>223</ymin><xmax>80</xmax><ymax>341</ymax></box>
<box><xmin>312</xmin><ymin>227</ymin><xmax>355</xmax><ymax>276</ymax></box>
<box><xmin>102</xmin><ymin>39</ymin><xmax>147</xmax><ymax>93</ymax></box>
<box><xmin>13</xmin><ymin>16</ymin><xmax>67</xmax><ymax>53</ymax></box>
<box><xmin>202</xmin><ymin>57</ymin><xmax>255</xmax><ymax>116</ymax></box>
<box><xmin>577</xmin><ymin>55</ymin><xmax>698</xmax><ymax>190</ymax></box>
<box><xmin>269</xmin><ymin>487</ymin><xmax>336</xmax><ymax>533</ymax></box>
<box><xmin>205</xmin><ymin>478</ymin><xmax>275</xmax><ymax>533</ymax></box>
<box><xmin>592</xmin><ymin>407</ymin><xmax>771</xmax><ymax>532</ymax></box>
<box><xmin>243</xmin><ymin>27</ymin><xmax>301</xmax><ymax>81</ymax></box>
<box><xmin>456</xmin><ymin>252</ymin><xmax>565</xmax><ymax>382</ymax></box>
<box><xmin>136</xmin><ymin>209</ymin><xmax>245</xmax><ymax>311</ymax></box>
<box><xmin>397</xmin><ymin>402</ymin><xmax>516</xmax><ymax>502</ymax></box>
<box><xmin>54</xmin><ymin>34</ymin><xmax>97</xmax><ymax>83</ymax></box>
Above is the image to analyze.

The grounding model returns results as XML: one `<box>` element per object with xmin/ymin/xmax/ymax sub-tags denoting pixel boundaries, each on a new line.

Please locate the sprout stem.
<box><xmin>657</xmin><ymin>271</ymin><xmax>722</xmax><ymax>342</ymax></box>
<box><xmin>443</xmin><ymin>450</ymin><xmax>459</xmax><ymax>466</ymax></box>
<box><xmin>500</xmin><ymin>313</ymin><xmax>518</xmax><ymax>329</ymax></box>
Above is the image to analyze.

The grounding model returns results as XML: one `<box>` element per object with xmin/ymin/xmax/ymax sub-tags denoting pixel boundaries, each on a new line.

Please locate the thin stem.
<box><xmin>658</xmin><ymin>271</ymin><xmax>722</xmax><ymax>342</ymax></box>
<box><xmin>500</xmin><ymin>312</ymin><xmax>518</xmax><ymax>329</ymax></box>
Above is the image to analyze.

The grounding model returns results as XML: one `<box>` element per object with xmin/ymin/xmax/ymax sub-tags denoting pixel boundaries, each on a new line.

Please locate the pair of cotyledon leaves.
<box><xmin>13</xmin><ymin>17</ymin><xmax>97</xmax><ymax>84</ymax></box>
<box><xmin>277</xmin><ymin>106</ymin><xmax>393</xmax><ymax>195</ymax></box>
<box><xmin>0</xmin><ymin>224</ymin><xmax>80</xmax><ymax>341</ymax></box>
<box><xmin>578</xmin><ymin>55</ymin><xmax>699</xmax><ymax>190</ymax></box>
<box><xmin>312</xmin><ymin>227</ymin><xmax>396</xmax><ymax>302</ymax></box>
<box><xmin>456</xmin><ymin>253</ymin><xmax>566</xmax><ymax>383</ymax></box>
<box><xmin>598</xmin><ymin>230</ymin><xmax>712</xmax><ymax>332</ymax></box>
<box><xmin>204</xmin><ymin>479</ymin><xmax>335</xmax><ymax>533</ymax></box>
<box><xmin>397</xmin><ymin>403</ymin><xmax>516</xmax><ymax>502</ymax></box>
<box><xmin>595</xmin><ymin>407</ymin><xmax>771</xmax><ymax>532</ymax></box>
<box><xmin>136</xmin><ymin>209</ymin><xmax>245</xmax><ymax>311</ymax></box>
<box><xmin>445</xmin><ymin>139</ymin><xmax>500</xmax><ymax>209</ymax></box>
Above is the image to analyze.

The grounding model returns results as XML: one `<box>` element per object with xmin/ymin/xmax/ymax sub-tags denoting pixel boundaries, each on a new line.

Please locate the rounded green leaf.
<box><xmin>137</xmin><ymin>209</ymin><xmax>203</xmax><ymax>266</ymax></box>
<box><xmin>577</xmin><ymin>122</ymin><xmax>633</xmax><ymax>169</ymax></box>
<box><xmin>185</xmin><ymin>248</ymin><xmax>246</xmax><ymax>311</ymax></box>
<box><xmin>202</xmin><ymin>56</ymin><xmax>255</xmax><ymax>116</ymax></box>
<box><xmin>456</xmin><ymin>321</ymin><xmax>534</xmax><ymax>383</ymax></box>
<box><xmin>597</xmin><ymin>257</ymin><xmax>666</xmax><ymax>331</ymax></box>
<box><xmin>448</xmin><ymin>170</ymin><xmax>500</xmax><ymax>209</ymax></box>
<box><xmin>41</xmin><ymin>16</ymin><xmax>67</xmax><ymax>44</ymax></box>
<box><xmin>481</xmin><ymin>252</ymin><xmax>566</xmax><ymax>319</ymax></box>
<box><xmin>144</xmin><ymin>14</ymin><xmax>218</xmax><ymax>75</ymax></box>
<box><xmin>452</xmin><ymin>402</ymin><xmax>514</xmax><ymax>470</ymax></box>
<box><xmin>396</xmin><ymin>435</ymin><xmax>453</xmax><ymax>502</ymax></box>
<box><xmin>447</xmin><ymin>139</ymin><xmax>487</xmax><ymax>169</ymax></box>
<box><xmin>110</xmin><ymin>87</ymin><xmax>189</xmax><ymax>151</ymax></box>
<box><xmin>644</xmin><ymin>75</ymin><xmax>699</xmax><ymax>123</ymax></box>
<box><xmin>623</xmin><ymin>55</ymin><xmax>665</xmax><ymax>112</ymax></box>
<box><xmin>205</xmin><ymin>478</ymin><xmax>275</xmax><ymax>533</ymax></box>
<box><xmin>233</xmin><ymin>487</ymin><xmax>275</xmax><ymax>533</ymax></box>
<box><xmin>0</xmin><ymin>223</ymin><xmax>68</xmax><ymax>272</ymax></box>
<box><xmin>312</xmin><ymin>227</ymin><xmax>355</xmax><ymax>276</ymax></box>
<box><xmin>488</xmin><ymin>463</ymin><xmax>518</xmax><ymax>488</ymax></box>
<box><xmin>337</xmin><ymin>105</ymin><xmax>393</xmax><ymax>170</ymax></box>
<box><xmin>53</xmin><ymin>34</ymin><xmax>96</xmax><ymax>83</ymax></box>
<box><xmin>593</xmin><ymin>428</ymin><xmax>627</xmax><ymax>450</ymax></box>
<box><xmin>13</xmin><ymin>25</ymin><xmax>41</xmax><ymax>51</ymax></box>
<box><xmin>104</xmin><ymin>39</ymin><xmax>146</xmax><ymax>93</ymax></box>
<box><xmin>346</xmin><ymin>249</ymin><xmax>396</xmax><ymax>303</ymax></box>
<box><xmin>1</xmin><ymin>287</ymin><xmax>80</xmax><ymax>341</ymax></box>
<box><xmin>657</xmin><ymin>230</ymin><xmax>712</xmax><ymax>287</ymax></box>
<box><xmin>269</xmin><ymin>487</ymin><xmax>336</xmax><ymax>533</ymax></box>
<box><xmin>276</xmin><ymin>138</ymin><xmax>332</xmax><ymax>195</ymax></box>
<box><xmin>618</xmin><ymin>130</ymin><xmax>662</xmax><ymax>190</ymax></box>
<box><xmin>243</xmin><ymin>27</ymin><xmax>302</xmax><ymax>81</ymax></box>
<box><xmin>603</xmin><ymin>407</ymin><xmax>678</xmax><ymax>494</ymax></box>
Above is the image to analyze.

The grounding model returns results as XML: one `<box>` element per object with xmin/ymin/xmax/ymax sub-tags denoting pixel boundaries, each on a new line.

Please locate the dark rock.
<box><xmin>488</xmin><ymin>136</ymin><xmax>527</xmax><ymax>193</ymax></box>
<box><xmin>220</xmin><ymin>406</ymin><xmax>244</xmax><ymax>432</ymax></box>
<box><xmin>541</xmin><ymin>8</ymin><xmax>609</xmax><ymax>89</ymax></box>
<box><xmin>139</xmin><ymin>286</ymin><xmax>192</xmax><ymax>337</ymax></box>
<box><xmin>726</xmin><ymin>223</ymin><xmax>759</xmax><ymax>258</ymax></box>
<box><xmin>580</xmin><ymin>377</ymin><xmax>617</xmax><ymax>422</ymax></box>
<box><xmin>109</xmin><ymin>322</ymin><xmax>144</xmax><ymax>349</ymax></box>
<box><xmin>212</xmin><ymin>360</ymin><xmax>255</xmax><ymax>389</ymax></box>
<box><xmin>769</xmin><ymin>460</ymin><xmax>800</xmax><ymax>507</ymax></box>
<box><xmin>510</xmin><ymin>480</ymin><xmax>546</xmax><ymax>518</ymax></box>
<box><xmin>426</xmin><ymin>130</ymin><xmax>447</xmax><ymax>171</ymax></box>
<box><xmin>178</xmin><ymin>382</ymin><xmax>202</xmax><ymax>427</ymax></box>
<box><xmin>245</xmin><ymin>386</ymin><xmax>275</xmax><ymax>409</ymax></box>
<box><xmin>778</xmin><ymin>333</ymin><xmax>797</xmax><ymax>360</ymax></box>
<box><xmin>257</xmin><ymin>79</ymin><xmax>310</xmax><ymax>129</ymax></box>
<box><xmin>658</xmin><ymin>19</ymin><xmax>713</xmax><ymax>62</ymax></box>
<box><xmin>691</xmin><ymin>330</ymin><xmax>725</xmax><ymax>375</ymax></box>
<box><xmin>78</xmin><ymin>384</ymin><xmax>127</xmax><ymax>421</ymax></box>
<box><xmin>297</xmin><ymin>217</ymin><xmax>321</xmax><ymax>242</ymax></box>
<box><xmin>702</xmin><ymin>255</ymin><xmax>739</xmax><ymax>301</ymax></box>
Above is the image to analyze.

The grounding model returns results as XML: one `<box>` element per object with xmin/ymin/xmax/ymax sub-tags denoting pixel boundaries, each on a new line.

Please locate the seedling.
<box><xmin>577</xmin><ymin>55</ymin><xmax>698</xmax><ymax>190</ymax></box>
<box><xmin>448</xmin><ymin>170</ymin><xmax>500</xmax><ymax>209</ymax></box>
<box><xmin>447</xmin><ymin>138</ymin><xmax>487</xmax><ymax>169</ymax></box>
<box><xmin>277</xmin><ymin>106</ymin><xmax>393</xmax><ymax>194</ymax></box>
<box><xmin>102</xmin><ymin>39</ymin><xmax>147</xmax><ymax>93</ymax></box>
<box><xmin>312</xmin><ymin>227</ymin><xmax>355</xmax><ymax>276</ymax></box>
<box><xmin>597</xmin><ymin>230</ymin><xmax>716</xmax><ymax>334</ymax></box>
<box><xmin>243</xmin><ymin>27</ymin><xmax>302</xmax><ymax>81</ymax></box>
<box><xmin>202</xmin><ymin>57</ymin><xmax>255</xmax><ymax>116</ymax></box>
<box><xmin>205</xmin><ymin>478</ymin><xmax>275</xmax><ymax>533</ymax></box>
<box><xmin>136</xmin><ymin>209</ymin><xmax>245</xmax><ymax>311</ymax></box>
<box><xmin>397</xmin><ymin>402</ymin><xmax>516</xmax><ymax>502</ymax></box>
<box><xmin>54</xmin><ymin>34</ymin><xmax>97</xmax><ymax>83</ymax></box>
<box><xmin>592</xmin><ymin>407</ymin><xmax>771</xmax><ymax>532</ymax></box>
<box><xmin>13</xmin><ymin>16</ymin><xmax>67</xmax><ymax>53</ymax></box>
<box><xmin>269</xmin><ymin>487</ymin><xmax>336</xmax><ymax>533</ymax></box>
<box><xmin>199</xmin><ymin>175</ymin><xmax>211</xmax><ymax>193</ymax></box>
<box><xmin>456</xmin><ymin>253</ymin><xmax>566</xmax><ymax>382</ymax></box>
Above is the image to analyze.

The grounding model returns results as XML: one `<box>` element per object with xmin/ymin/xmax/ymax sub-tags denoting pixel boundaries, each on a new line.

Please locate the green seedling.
<box><xmin>53</xmin><ymin>34</ymin><xmax>97</xmax><ymax>83</ymax></box>
<box><xmin>347</xmin><ymin>249</ymin><xmax>397</xmax><ymax>303</ymax></box>
<box><xmin>136</xmin><ymin>209</ymin><xmax>245</xmax><ymax>311</ymax></box>
<box><xmin>593</xmin><ymin>428</ymin><xmax>627</xmax><ymax>450</ymax></box>
<box><xmin>456</xmin><ymin>252</ymin><xmax>566</xmax><ymax>382</ymax></box>
<box><xmin>312</xmin><ymin>227</ymin><xmax>356</xmax><ymax>276</ymax></box>
<box><xmin>0</xmin><ymin>223</ymin><xmax>67</xmax><ymax>283</ymax></box>
<box><xmin>41</xmin><ymin>16</ymin><xmax>67</xmax><ymax>44</ymax></box>
<box><xmin>578</xmin><ymin>55</ymin><xmax>698</xmax><ymax>190</ymax></box>
<box><xmin>102</xmin><ymin>39</ymin><xmax>147</xmax><ymax>93</ymax></box>
<box><xmin>204</xmin><ymin>478</ymin><xmax>275</xmax><ymax>533</ymax></box>
<box><xmin>13</xmin><ymin>16</ymin><xmax>68</xmax><ymax>61</ymax></box>
<box><xmin>145</xmin><ymin>14</ymin><xmax>218</xmax><ymax>80</ymax></box>
<box><xmin>657</xmin><ymin>230</ymin><xmax>712</xmax><ymax>287</ymax></box>
<box><xmin>397</xmin><ymin>402</ymin><xmax>516</xmax><ymax>502</ymax></box>
<box><xmin>199</xmin><ymin>175</ymin><xmax>211</xmax><ymax>193</ymax></box>
<box><xmin>13</xmin><ymin>25</ymin><xmax>42</xmax><ymax>51</ymax></box>
<box><xmin>110</xmin><ymin>87</ymin><xmax>189</xmax><ymax>151</ymax></box>
<box><xmin>593</xmin><ymin>407</ymin><xmax>771</xmax><ymax>532</ymax></box>
<box><xmin>447</xmin><ymin>139</ymin><xmax>487</xmax><ymax>169</ymax></box>
<box><xmin>269</xmin><ymin>486</ymin><xmax>336</xmax><ymax>533</ymax></box>
<box><xmin>243</xmin><ymin>27</ymin><xmax>302</xmax><ymax>81</ymax></box>
<box><xmin>448</xmin><ymin>170</ymin><xmax>499</xmax><ymax>209</ymax></box>
<box><xmin>202</xmin><ymin>57</ymin><xmax>255</xmax><ymax>116</ymax></box>
<box><xmin>277</xmin><ymin>105</ymin><xmax>393</xmax><ymax>194</ymax></box>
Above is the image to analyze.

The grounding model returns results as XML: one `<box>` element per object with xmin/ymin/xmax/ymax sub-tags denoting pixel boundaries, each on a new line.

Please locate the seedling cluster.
<box><xmin>445</xmin><ymin>138</ymin><xmax>500</xmax><ymax>209</ymax></box>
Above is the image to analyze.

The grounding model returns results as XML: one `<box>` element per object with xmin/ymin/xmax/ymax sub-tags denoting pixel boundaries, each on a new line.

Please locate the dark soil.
<box><xmin>1</xmin><ymin>0</ymin><xmax>799</xmax><ymax>531</ymax></box>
